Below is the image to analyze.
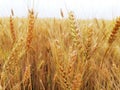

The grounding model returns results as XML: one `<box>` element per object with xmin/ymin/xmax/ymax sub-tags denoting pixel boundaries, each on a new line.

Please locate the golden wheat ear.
<box><xmin>26</xmin><ymin>9</ymin><xmax>35</xmax><ymax>51</ymax></box>
<box><xmin>22</xmin><ymin>63</ymin><xmax>31</xmax><ymax>86</ymax></box>
<box><xmin>10</xmin><ymin>9</ymin><xmax>16</xmax><ymax>43</ymax></box>
<box><xmin>86</xmin><ymin>27</ymin><xmax>93</xmax><ymax>60</ymax></box>
<box><xmin>108</xmin><ymin>17</ymin><xmax>120</xmax><ymax>44</ymax></box>
<box><xmin>68</xmin><ymin>11</ymin><xmax>82</xmax><ymax>49</ymax></box>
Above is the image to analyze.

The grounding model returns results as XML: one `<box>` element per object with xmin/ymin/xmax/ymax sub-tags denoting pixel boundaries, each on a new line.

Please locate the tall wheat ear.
<box><xmin>68</xmin><ymin>11</ymin><xmax>85</xmax><ymax>63</ymax></box>
<box><xmin>54</xmin><ymin>40</ymin><xmax>70</xmax><ymax>89</ymax></box>
<box><xmin>26</xmin><ymin>9</ymin><xmax>35</xmax><ymax>51</ymax></box>
<box><xmin>68</xmin><ymin>11</ymin><xmax>82</xmax><ymax>49</ymax></box>
<box><xmin>10</xmin><ymin>9</ymin><xmax>16</xmax><ymax>44</ymax></box>
<box><xmin>22</xmin><ymin>62</ymin><xmax>31</xmax><ymax>90</ymax></box>
<box><xmin>108</xmin><ymin>17</ymin><xmax>120</xmax><ymax>44</ymax></box>
<box><xmin>86</xmin><ymin>26</ymin><xmax>93</xmax><ymax>60</ymax></box>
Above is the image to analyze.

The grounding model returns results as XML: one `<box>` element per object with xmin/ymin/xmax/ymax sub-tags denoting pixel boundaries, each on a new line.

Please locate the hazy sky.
<box><xmin>0</xmin><ymin>0</ymin><xmax>120</xmax><ymax>19</ymax></box>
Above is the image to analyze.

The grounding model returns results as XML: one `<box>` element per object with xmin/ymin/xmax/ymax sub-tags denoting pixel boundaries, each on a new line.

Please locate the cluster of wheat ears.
<box><xmin>0</xmin><ymin>8</ymin><xmax>120</xmax><ymax>90</ymax></box>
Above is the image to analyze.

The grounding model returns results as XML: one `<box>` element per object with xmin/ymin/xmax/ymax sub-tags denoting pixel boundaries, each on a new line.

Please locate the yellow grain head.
<box><xmin>10</xmin><ymin>9</ymin><xmax>16</xmax><ymax>43</ymax></box>
<box><xmin>108</xmin><ymin>17</ymin><xmax>120</xmax><ymax>44</ymax></box>
<box><xmin>26</xmin><ymin>9</ymin><xmax>35</xmax><ymax>50</ymax></box>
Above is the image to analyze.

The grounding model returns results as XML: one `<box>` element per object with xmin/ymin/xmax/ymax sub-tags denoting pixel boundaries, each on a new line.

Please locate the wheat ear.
<box><xmin>10</xmin><ymin>9</ymin><xmax>16</xmax><ymax>43</ymax></box>
<box><xmin>68</xmin><ymin>11</ymin><xmax>81</xmax><ymax>48</ymax></box>
<box><xmin>108</xmin><ymin>17</ymin><xmax>120</xmax><ymax>44</ymax></box>
<box><xmin>26</xmin><ymin>9</ymin><xmax>35</xmax><ymax>51</ymax></box>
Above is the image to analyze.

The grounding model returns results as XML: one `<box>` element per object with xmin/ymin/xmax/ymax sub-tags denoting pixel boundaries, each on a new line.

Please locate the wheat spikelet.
<box><xmin>108</xmin><ymin>17</ymin><xmax>120</xmax><ymax>44</ymax></box>
<box><xmin>86</xmin><ymin>27</ymin><xmax>93</xmax><ymax>60</ymax></box>
<box><xmin>26</xmin><ymin>9</ymin><xmax>35</xmax><ymax>50</ymax></box>
<box><xmin>22</xmin><ymin>61</ymin><xmax>32</xmax><ymax>90</ymax></box>
<box><xmin>58</xmin><ymin>66</ymin><xmax>70</xmax><ymax>89</ymax></box>
<box><xmin>22</xmin><ymin>63</ymin><xmax>31</xmax><ymax>86</ymax></box>
<box><xmin>57</xmin><ymin>62</ymin><xmax>71</xmax><ymax>89</ymax></box>
<box><xmin>10</xmin><ymin>9</ymin><xmax>16</xmax><ymax>43</ymax></box>
<box><xmin>68</xmin><ymin>11</ymin><xmax>80</xmax><ymax>47</ymax></box>
<box><xmin>68</xmin><ymin>11</ymin><xmax>84</xmax><ymax>60</ymax></box>
<box><xmin>54</xmin><ymin>40</ymin><xmax>71</xmax><ymax>89</ymax></box>
<box><xmin>67</xmin><ymin>50</ymin><xmax>77</xmax><ymax>81</ymax></box>
<box><xmin>55</xmin><ymin>40</ymin><xmax>64</xmax><ymax>66</ymax></box>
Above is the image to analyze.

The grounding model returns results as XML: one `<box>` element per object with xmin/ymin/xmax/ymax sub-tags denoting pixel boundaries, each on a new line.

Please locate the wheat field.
<box><xmin>0</xmin><ymin>9</ymin><xmax>120</xmax><ymax>90</ymax></box>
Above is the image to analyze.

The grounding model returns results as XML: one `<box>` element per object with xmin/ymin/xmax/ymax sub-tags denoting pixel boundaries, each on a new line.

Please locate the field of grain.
<box><xmin>0</xmin><ymin>10</ymin><xmax>120</xmax><ymax>90</ymax></box>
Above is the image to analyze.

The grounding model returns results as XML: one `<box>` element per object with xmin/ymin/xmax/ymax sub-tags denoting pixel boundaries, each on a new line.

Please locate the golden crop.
<box><xmin>0</xmin><ymin>10</ymin><xmax>120</xmax><ymax>90</ymax></box>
